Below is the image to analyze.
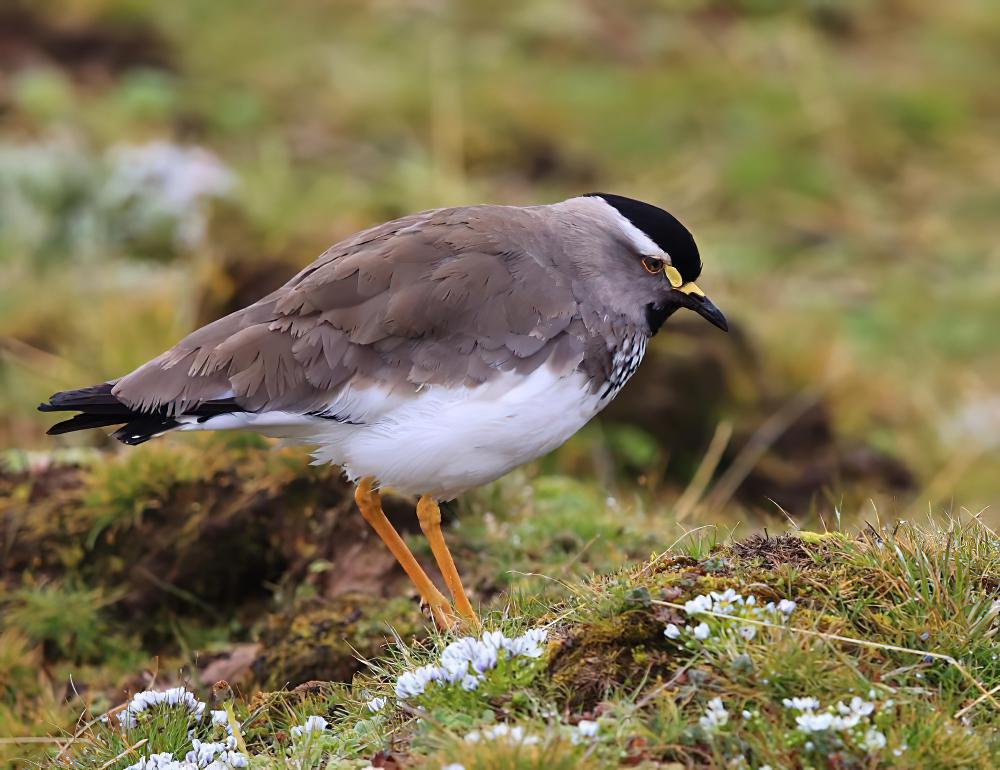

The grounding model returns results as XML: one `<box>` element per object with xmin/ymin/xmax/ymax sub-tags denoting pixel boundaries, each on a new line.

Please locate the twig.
<box><xmin>97</xmin><ymin>738</ymin><xmax>148</xmax><ymax>770</ymax></box>
<box><xmin>675</xmin><ymin>421</ymin><xmax>732</xmax><ymax>522</ymax></box>
<box><xmin>703</xmin><ymin>389</ymin><xmax>822</xmax><ymax>513</ymax></box>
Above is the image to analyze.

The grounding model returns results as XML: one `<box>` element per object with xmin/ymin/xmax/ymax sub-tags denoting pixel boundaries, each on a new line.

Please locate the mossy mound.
<box><xmin>252</xmin><ymin>594</ymin><xmax>426</xmax><ymax>689</ymax></box>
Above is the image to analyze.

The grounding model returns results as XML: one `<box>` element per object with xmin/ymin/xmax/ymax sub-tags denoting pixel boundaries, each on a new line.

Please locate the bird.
<box><xmin>39</xmin><ymin>193</ymin><xmax>727</xmax><ymax>630</ymax></box>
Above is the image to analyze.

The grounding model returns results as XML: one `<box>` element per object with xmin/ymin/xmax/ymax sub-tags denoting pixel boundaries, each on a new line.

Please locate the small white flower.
<box><xmin>366</xmin><ymin>697</ymin><xmax>387</xmax><ymax>713</ymax></box>
<box><xmin>796</xmin><ymin>712</ymin><xmax>835</xmax><ymax>732</ymax></box>
<box><xmin>577</xmin><ymin>719</ymin><xmax>599</xmax><ymax>738</ymax></box>
<box><xmin>684</xmin><ymin>595</ymin><xmax>713</xmax><ymax>615</ymax></box>
<box><xmin>664</xmin><ymin>623</ymin><xmax>682</xmax><ymax>639</ymax></box>
<box><xmin>860</xmin><ymin>728</ymin><xmax>887</xmax><ymax>752</ymax></box>
<box><xmin>290</xmin><ymin>715</ymin><xmax>328</xmax><ymax>737</ymax></box>
<box><xmin>395</xmin><ymin>664</ymin><xmax>440</xmax><ymax>699</ymax></box>
<box><xmin>777</xmin><ymin>599</ymin><xmax>797</xmax><ymax>614</ymax></box>
<box><xmin>692</xmin><ymin>622</ymin><xmax>711</xmax><ymax>641</ymax></box>
<box><xmin>460</xmin><ymin>675</ymin><xmax>480</xmax><ymax>691</ymax></box>
<box><xmin>503</xmin><ymin>628</ymin><xmax>547</xmax><ymax>659</ymax></box>
<box><xmin>699</xmin><ymin>697</ymin><xmax>729</xmax><ymax>732</ymax></box>
<box><xmin>442</xmin><ymin>765</ymin><xmax>466</xmax><ymax>770</ymax></box>
<box><xmin>437</xmin><ymin>659</ymin><xmax>470</xmax><ymax>684</ymax></box>
<box><xmin>782</xmin><ymin>696</ymin><xmax>820</xmax><ymax>712</ymax></box>
<box><xmin>738</xmin><ymin>625</ymin><xmax>756</xmax><ymax>640</ymax></box>
<box><xmin>471</xmin><ymin>644</ymin><xmax>499</xmax><ymax>673</ymax></box>
<box><xmin>742</xmin><ymin>710</ymin><xmax>752</xmax><ymax>720</ymax></box>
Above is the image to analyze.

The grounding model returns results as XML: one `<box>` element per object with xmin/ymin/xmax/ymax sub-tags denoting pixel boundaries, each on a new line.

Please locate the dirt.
<box><xmin>0</xmin><ymin>2</ymin><xmax>173</xmax><ymax>83</ymax></box>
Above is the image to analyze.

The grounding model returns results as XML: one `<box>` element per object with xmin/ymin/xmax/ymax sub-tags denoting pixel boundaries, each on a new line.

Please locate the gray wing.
<box><xmin>112</xmin><ymin>206</ymin><xmax>588</xmax><ymax>416</ymax></box>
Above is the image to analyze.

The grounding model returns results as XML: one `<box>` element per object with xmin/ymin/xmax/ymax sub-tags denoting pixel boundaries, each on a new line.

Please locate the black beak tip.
<box><xmin>691</xmin><ymin>295</ymin><xmax>728</xmax><ymax>332</ymax></box>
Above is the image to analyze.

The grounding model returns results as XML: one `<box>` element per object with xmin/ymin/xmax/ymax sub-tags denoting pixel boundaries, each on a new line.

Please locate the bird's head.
<box><xmin>581</xmin><ymin>192</ymin><xmax>728</xmax><ymax>336</ymax></box>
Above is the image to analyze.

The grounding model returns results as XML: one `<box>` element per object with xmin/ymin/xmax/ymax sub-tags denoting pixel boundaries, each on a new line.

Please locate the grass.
<box><xmin>28</xmin><ymin>516</ymin><xmax>1000</xmax><ymax>769</ymax></box>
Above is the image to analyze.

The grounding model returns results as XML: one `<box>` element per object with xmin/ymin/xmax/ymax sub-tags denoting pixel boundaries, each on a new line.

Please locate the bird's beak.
<box><xmin>678</xmin><ymin>282</ymin><xmax>728</xmax><ymax>332</ymax></box>
<box><xmin>662</xmin><ymin>265</ymin><xmax>728</xmax><ymax>331</ymax></box>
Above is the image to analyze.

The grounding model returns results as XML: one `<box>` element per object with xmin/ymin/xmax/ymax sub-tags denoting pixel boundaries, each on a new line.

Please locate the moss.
<box><xmin>252</xmin><ymin>594</ymin><xmax>425</xmax><ymax>689</ymax></box>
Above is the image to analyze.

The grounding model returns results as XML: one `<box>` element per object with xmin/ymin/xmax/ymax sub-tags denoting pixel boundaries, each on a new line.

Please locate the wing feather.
<box><xmin>112</xmin><ymin>206</ymin><xmax>585</xmax><ymax>418</ymax></box>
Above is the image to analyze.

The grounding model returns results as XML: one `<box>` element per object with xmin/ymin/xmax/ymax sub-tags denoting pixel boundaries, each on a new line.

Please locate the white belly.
<box><xmin>304</xmin><ymin>368</ymin><xmax>604</xmax><ymax>499</ymax></box>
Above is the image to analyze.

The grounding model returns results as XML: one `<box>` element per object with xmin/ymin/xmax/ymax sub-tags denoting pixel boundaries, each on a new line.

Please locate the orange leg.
<box><xmin>354</xmin><ymin>478</ymin><xmax>453</xmax><ymax>630</ymax></box>
<box><xmin>416</xmin><ymin>495</ymin><xmax>480</xmax><ymax>628</ymax></box>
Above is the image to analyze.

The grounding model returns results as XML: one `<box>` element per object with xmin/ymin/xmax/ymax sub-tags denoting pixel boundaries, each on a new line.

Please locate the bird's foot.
<box><xmin>419</xmin><ymin>597</ymin><xmax>477</xmax><ymax>634</ymax></box>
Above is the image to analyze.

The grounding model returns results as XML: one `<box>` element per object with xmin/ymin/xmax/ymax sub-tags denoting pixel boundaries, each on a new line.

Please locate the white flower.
<box><xmin>684</xmin><ymin>595</ymin><xmax>713</xmax><ymax>615</ymax></box>
<box><xmin>577</xmin><ymin>719</ymin><xmax>599</xmax><ymax>738</ymax></box>
<box><xmin>782</xmin><ymin>696</ymin><xmax>820</xmax><ymax>712</ymax></box>
<box><xmin>290</xmin><ymin>715</ymin><xmax>328</xmax><ymax>737</ymax></box>
<box><xmin>796</xmin><ymin>712</ymin><xmax>835</xmax><ymax>732</ymax></box>
<box><xmin>124</xmin><ymin>754</ymin><xmax>182</xmax><ymax>770</ymax></box>
<box><xmin>437</xmin><ymin>659</ymin><xmax>470</xmax><ymax>684</ymax></box>
<box><xmin>738</xmin><ymin>625</ymin><xmax>756</xmax><ymax>640</ymax></box>
<box><xmin>210</xmin><ymin>710</ymin><xmax>228</xmax><ymax>726</ymax></box>
<box><xmin>860</xmin><ymin>728</ymin><xmax>887</xmax><ymax>752</ymax></box>
<box><xmin>664</xmin><ymin>623</ymin><xmax>682</xmax><ymax>639</ymax></box>
<box><xmin>116</xmin><ymin>687</ymin><xmax>207</xmax><ymax>729</ymax></box>
<box><xmin>699</xmin><ymin>698</ymin><xmax>729</xmax><ymax>732</ymax></box>
<box><xmin>393</xmin><ymin>628</ymin><xmax>547</xmax><ymax>700</ymax></box>
<box><xmin>692</xmin><ymin>622</ymin><xmax>711</xmax><ymax>641</ymax></box>
<box><xmin>395</xmin><ymin>664</ymin><xmax>440</xmax><ymax>699</ymax></box>
<box><xmin>441</xmin><ymin>637</ymin><xmax>481</xmax><ymax>668</ymax></box>
<box><xmin>503</xmin><ymin>628</ymin><xmax>547</xmax><ymax>659</ymax></box>
<box><xmin>102</xmin><ymin>142</ymin><xmax>235</xmax><ymax>249</ymax></box>
<box><xmin>470</xmin><ymin>644</ymin><xmax>499</xmax><ymax>673</ymax></box>
<box><xmin>777</xmin><ymin>599</ymin><xmax>797</xmax><ymax>615</ymax></box>
<box><xmin>366</xmin><ymin>697</ymin><xmax>387</xmax><ymax>713</ymax></box>
<box><xmin>442</xmin><ymin>765</ymin><xmax>466</xmax><ymax>770</ymax></box>
<box><xmin>463</xmin><ymin>723</ymin><xmax>538</xmax><ymax>745</ymax></box>
<box><xmin>838</xmin><ymin>696</ymin><xmax>875</xmax><ymax>717</ymax></box>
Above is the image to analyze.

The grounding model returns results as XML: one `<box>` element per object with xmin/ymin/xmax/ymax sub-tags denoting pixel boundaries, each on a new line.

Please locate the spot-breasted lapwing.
<box><xmin>40</xmin><ymin>194</ymin><xmax>727</xmax><ymax>629</ymax></box>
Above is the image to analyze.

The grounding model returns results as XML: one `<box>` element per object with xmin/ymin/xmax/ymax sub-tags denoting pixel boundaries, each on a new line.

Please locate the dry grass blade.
<box><xmin>96</xmin><ymin>738</ymin><xmax>148</xmax><ymax>770</ymax></box>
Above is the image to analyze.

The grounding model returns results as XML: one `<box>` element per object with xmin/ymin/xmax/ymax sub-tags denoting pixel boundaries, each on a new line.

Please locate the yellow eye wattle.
<box><xmin>663</xmin><ymin>264</ymin><xmax>684</xmax><ymax>288</ymax></box>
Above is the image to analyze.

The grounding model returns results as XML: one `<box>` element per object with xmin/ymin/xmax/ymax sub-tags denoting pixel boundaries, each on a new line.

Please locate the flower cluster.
<box><xmin>394</xmin><ymin>628</ymin><xmax>547</xmax><ymax>699</ymax></box>
<box><xmin>783</xmin><ymin>695</ymin><xmax>888</xmax><ymax>754</ymax></box>
<box><xmin>290</xmin><ymin>715</ymin><xmax>329</xmax><ymax>738</ymax></box>
<box><xmin>117</xmin><ymin>687</ymin><xmax>207</xmax><ymax>729</ymax></box>
<box><xmin>464</xmin><ymin>723</ymin><xmax>540</xmax><ymax>745</ymax></box>
<box><xmin>664</xmin><ymin>589</ymin><xmax>796</xmax><ymax>643</ymax></box>
<box><xmin>103</xmin><ymin>142</ymin><xmax>235</xmax><ymax>248</ymax></box>
<box><xmin>124</xmin><ymin>739</ymin><xmax>247</xmax><ymax>770</ymax></box>
<box><xmin>185</xmin><ymin>739</ymin><xmax>247</xmax><ymax>768</ymax></box>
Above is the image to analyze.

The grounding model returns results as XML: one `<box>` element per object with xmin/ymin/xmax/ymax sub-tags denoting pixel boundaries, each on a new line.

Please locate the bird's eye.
<box><xmin>641</xmin><ymin>256</ymin><xmax>660</xmax><ymax>274</ymax></box>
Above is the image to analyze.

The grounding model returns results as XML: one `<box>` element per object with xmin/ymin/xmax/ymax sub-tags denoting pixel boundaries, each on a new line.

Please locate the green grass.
<box><xmin>37</xmin><ymin>517</ymin><xmax>1000</xmax><ymax>769</ymax></box>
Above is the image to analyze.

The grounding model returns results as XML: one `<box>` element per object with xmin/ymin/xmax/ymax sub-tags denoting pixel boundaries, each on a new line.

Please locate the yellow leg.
<box><xmin>354</xmin><ymin>478</ymin><xmax>453</xmax><ymax>630</ymax></box>
<box><xmin>416</xmin><ymin>495</ymin><xmax>480</xmax><ymax>628</ymax></box>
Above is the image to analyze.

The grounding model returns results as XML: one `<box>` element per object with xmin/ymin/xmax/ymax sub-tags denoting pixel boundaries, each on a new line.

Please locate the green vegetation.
<box><xmin>33</xmin><ymin>518</ymin><xmax>1000</xmax><ymax>769</ymax></box>
<box><xmin>1</xmin><ymin>0</ymin><xmax>998</xmax><ymax>767</ymax></box>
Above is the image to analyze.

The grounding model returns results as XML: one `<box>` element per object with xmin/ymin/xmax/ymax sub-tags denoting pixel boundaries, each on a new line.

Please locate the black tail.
<box><xmin>39</xmin><ymin>383</ymin><xmax>242</xmax><ymax>446</ymax></box>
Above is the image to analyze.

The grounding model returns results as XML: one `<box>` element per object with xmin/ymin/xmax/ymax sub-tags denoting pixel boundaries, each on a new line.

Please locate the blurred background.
<box><xmin>0</xmin><ymin>0</ymin><xmax>998</xmax><ymax>758</ymax></box>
